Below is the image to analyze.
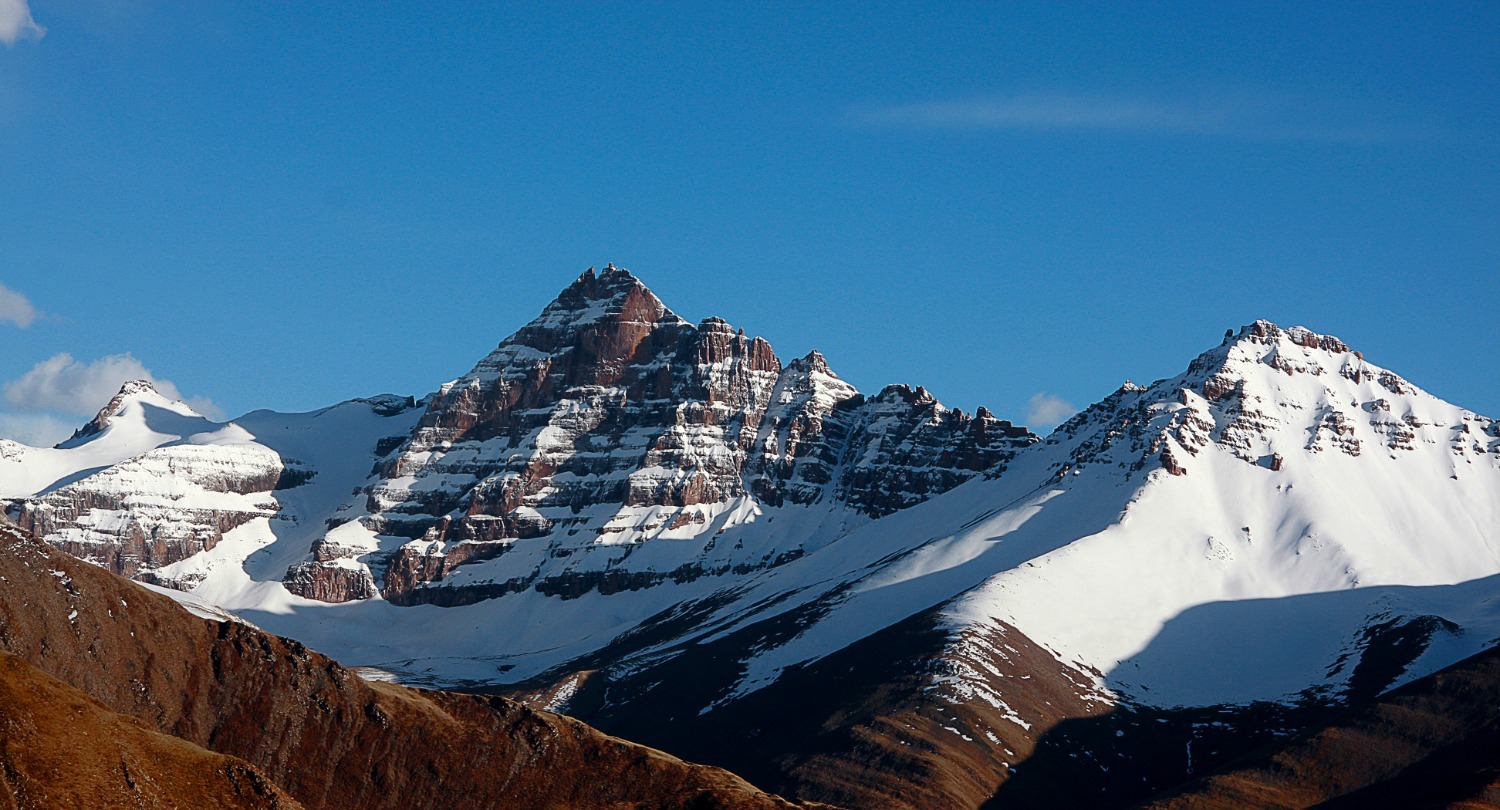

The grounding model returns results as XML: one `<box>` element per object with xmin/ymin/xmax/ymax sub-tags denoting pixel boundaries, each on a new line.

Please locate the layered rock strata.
<box><xmin>294</xmin><ymin>265</ymin><xmax>1034</xmax><ymax>603</ymax></box>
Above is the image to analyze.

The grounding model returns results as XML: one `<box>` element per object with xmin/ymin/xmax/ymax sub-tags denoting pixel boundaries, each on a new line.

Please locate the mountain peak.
<box><xmin>1049</xmin><ymin>319</ymin><xmax>1468</xmax><ymax>484</ymax></box>
<box><xmin>115</xmin><ymin>379</ymin><xmax>161</xmax><ymax>398</ymax></box>
<box><xmin>465</xmin><ymin>266</ymin><xmax>690</xmax><ymax>380</ymax></box>
<box><xmin>65</xmin><ymin>380</ymin><xmax>187</xmax><ymax>445</ymax></box>
<box><xmin>1229</xmin><ymin>320</ymin><xmax>1353</xmax><ymax>355</ymax></box>
<box><xmin>553</xmin><ymin>263</ymin><xmax>655</xmax><ymax>307</ymax></box>
<box><xmin>1180</xmin><ymin>320</ymin><xmax>1372</xmax><ymax>395</ymax></box>
<box><xmin>788</xmin><ymin>349</ymin><xmax>835</xmax><ymax>376</ymax></box>
<box><xmin>529</xmin><ymin>264</ymin><xmax>683</xmax><ymax>332</ymax></box>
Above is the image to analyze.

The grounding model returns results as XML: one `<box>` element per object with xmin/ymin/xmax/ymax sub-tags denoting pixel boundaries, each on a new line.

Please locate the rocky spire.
<box><xmin>466</xmin><ymin>265</ymin><xmax>689</xmax><ymax>380</ymax></box>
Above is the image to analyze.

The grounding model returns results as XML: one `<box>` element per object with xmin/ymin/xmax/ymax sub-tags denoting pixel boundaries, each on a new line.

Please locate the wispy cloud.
<box><xmin>0</xmin><ymin>0</ymin><xmax>45</xmax><ymax>46</ymax></box>
<box><xmin>1026</xmin><ymin>392</ymin><xmax>1077</xmax><ymax>430</ymax></box>
<box><xmin>0</xmin><ymin>282</ymin><xmax>38</xmax><ymax>327</ymax></box>
<box><xmin>854</xmin><ymin>91</ymin><xmax>1428</xmax><ymax>143</ymax></box>
<box><xmin>3</xmin><ymin>352</ymin><xmax>220</xmax><ymax>418</ymax></box>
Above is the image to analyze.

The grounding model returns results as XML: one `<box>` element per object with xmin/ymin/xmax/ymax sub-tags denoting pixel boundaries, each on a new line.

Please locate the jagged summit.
<box><xmin>1191</xmin><ymin>320</ymin><xmax>1365</xmax><ymax>386</ymax></box>
<box><xmin>786</xmin><ymin>349</ymin><xmax>834</xmax><ymax>376</ymax></box>
<box><xmin>1235</xmin><ymin>318</ymin><xmax>1352</xmax><ymax>352</ymax></box>
<box><xmin>466</xmin><ymin>265</ymin><xmax>690</xmax><ymax>381</ymax></box>
<box><xmin>545</xmin><ymin>263</ymin><xmax>679</xmax><ymax>322</ymax></box>
<box><xmin>531</xmin><ymin>263</ymin><xmax>684</xmax><ymax>331</ymax></box>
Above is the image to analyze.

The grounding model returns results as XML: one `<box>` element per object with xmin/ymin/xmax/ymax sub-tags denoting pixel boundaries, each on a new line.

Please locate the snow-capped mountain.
<box><xmin>6</xmin><ymin>381</ymin><xmax>421</xmax><ymax>588</ymax></box>
<box><xmin>4</xmin><ymin>268</ymin><xmax>1498</xmax><ymax>808</ymax></box>
<box><xmin>308</xmin><ymin>265</ymin><xmax>1032</xmax><ymax>607</ymax></box>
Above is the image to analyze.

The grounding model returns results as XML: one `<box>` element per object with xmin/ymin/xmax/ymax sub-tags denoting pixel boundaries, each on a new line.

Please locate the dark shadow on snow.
<box><xmin>984</xmin><ymin>574</ymin><xmax>1500</xmax><ymax>808</ymax></box>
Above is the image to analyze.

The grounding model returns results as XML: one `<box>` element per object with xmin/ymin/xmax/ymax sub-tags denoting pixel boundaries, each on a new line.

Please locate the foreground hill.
<box><xmin>0</xmin><ymin>518</ymin><xmax>800</xmax><ymax>809</ymax></box>
<box><xmin>0</xmin><ymin>651</ymin><xmax>300</xmax><ymax>809</ymax></box>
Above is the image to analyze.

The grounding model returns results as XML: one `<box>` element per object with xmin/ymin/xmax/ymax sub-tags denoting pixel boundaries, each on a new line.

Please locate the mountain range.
<box><xmin>4</xmin><ymin>265</ymin><xmax>1498</xmax><ymax>808</ymax></box>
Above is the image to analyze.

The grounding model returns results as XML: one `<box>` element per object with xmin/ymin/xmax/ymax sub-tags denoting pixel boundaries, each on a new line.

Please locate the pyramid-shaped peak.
<box><xmin>63</xmin><ymin>380</ymin><xmax>192</xmax><ymax>446</ymax></box>
<box><xmin>558</xmin><ymin>263</ymin><xmax>649</xmax><ymax>302</ymax></box>
<box><xmin>93</xmin><ymin>380</ymin><xmax>180</xmax><ymax>419</ymax></box>
<box><xmin>464</xmin><ymin>267</ymin><xmax>692</xmax><ymax>379</ymax></box>
<box><xmin>788</xmin><ymin>350</ymin><xmax>836</xmax><ymax>377</ymax></box>
<box><xmin>524</xmin><ymin>265</ymin><xmax>686</xmax><ymax>333</ymax></box>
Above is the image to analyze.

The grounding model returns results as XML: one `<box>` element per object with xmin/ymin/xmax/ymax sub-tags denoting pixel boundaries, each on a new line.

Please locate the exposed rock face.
<box><xmin>304</xmin><ymin>265</ymin><xmax>1035</xmax><ymax>603</ymax></box>
<box><xmin>0</xmin><ymin>519</ymin><xmax>804</xmax><ymax>810</ymax></box>
<box><xmin>14</xmin><ymin>444</ymin><xmax>286</xmax><ymax>578</ymax></box>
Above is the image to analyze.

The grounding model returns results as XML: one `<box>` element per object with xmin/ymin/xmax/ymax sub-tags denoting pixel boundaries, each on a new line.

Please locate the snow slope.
<box><xmin>669</xmin><ymin>320</ymin><xmax>1500</xmax><ymax>707</ymax></box>
<box><xmin>3</xmin><ymin>382</ymin><xmax>423</xmax><ymax>586</ymax></box>
<box><xmin>0</xmin><ymin>381</ymin><xmax>224</xmax><ymax>499</ymax></box>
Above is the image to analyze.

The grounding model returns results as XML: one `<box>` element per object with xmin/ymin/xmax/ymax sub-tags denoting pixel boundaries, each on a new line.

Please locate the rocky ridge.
<box><xmin>10</xmin><ymin>382</ymin><xmax>300</xmax><ymax>582</ymax></box>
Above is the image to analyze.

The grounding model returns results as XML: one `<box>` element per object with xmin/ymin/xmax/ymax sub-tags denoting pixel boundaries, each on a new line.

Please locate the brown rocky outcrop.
<box><xmin>0</xmin><ymin>519</ymin><xmax>806</xmax><ymax>810</ymax></box>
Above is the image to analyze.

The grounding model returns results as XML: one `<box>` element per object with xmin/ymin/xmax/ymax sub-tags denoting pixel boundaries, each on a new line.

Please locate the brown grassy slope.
<box><xmin>1142</xmin><ymin>644</ymin><xmax>1500</xmax><ymax>810</ymax></box>
<box><xmin>0</xmin><ymin>651</ymin><xmax>300</xmax><ymax>810</ymax></box>
<box><xmin>0</xmin><ymin>520</ymin><xmax>802</xmax><ymax>810</ymax></box>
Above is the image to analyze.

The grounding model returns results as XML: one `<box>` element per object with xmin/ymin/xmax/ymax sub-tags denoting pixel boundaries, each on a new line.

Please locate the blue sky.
<box><xmin>1</xmin><ymin>2</ymin><xmax>1496</xmax><ymax>445</ymax></box>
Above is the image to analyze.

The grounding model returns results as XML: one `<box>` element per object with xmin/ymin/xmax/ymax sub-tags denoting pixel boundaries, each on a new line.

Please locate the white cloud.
<box><xmin>1026</xmin><ymin>392</ymin><xmax>1078</xmax><ymax>430</ymax></box>
<box><xmin>0</xmin><ymin>411</ymin><xmax>75</xmax><ymax>447</ymax></box>
<box><xmin>0</xmin><ymin>0</ymin><xmax>45</xmax><ymax>46</ymax></box>
<box><xmin>854</xmin><ymin>91</ymin><xmax>1425</xmax><ymax>142</ymax></box>
<box><xmin>2</xmin><ymin>352</ymin><xmax>219</xmax><ymax>418</ymax></box>
<box><xmin>0</xmin><ymin>282</ymin><xmax>38</xmax><ymax>327</ymax></box>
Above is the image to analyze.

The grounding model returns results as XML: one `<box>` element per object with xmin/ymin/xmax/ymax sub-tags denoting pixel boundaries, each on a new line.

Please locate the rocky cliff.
<box><xmin>290</xmin><ymin>265</ymin><xmax>1034</xmax><ymax>604</ymax></box>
